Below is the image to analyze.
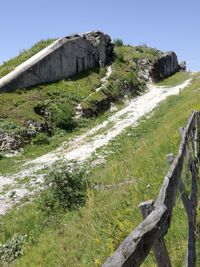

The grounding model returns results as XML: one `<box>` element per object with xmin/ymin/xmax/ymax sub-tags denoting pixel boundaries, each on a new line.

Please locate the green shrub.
<box><xmin>49</xmin><ymin>102</ymin><xmax>76</xmax><ymax>131</ymax></box>
<box><xmin>114</xmin><ymin>38</ymin><xmax>124</xmax><ymax>47</ymax></box>
<box><xmin>38</xmin><ymin>161</ymin><xmax>89</xmax><ymax>213</ymax></box>
<box><xmin>31</xmin><ymin>133</ymin><xmax>50</xmax><ymax>145</ymax></box>
<box><xmin>0</xmin><ymin>234</ymin><xmax>26</xmax><ymax>263</ymax></box>
<box><xmin>0</xmin><ymin>119</ymin><xmax>22</xmax><ymax>135</ymax></box>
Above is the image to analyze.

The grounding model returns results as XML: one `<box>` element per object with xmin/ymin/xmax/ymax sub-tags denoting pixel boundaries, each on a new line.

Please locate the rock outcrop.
<box><xmin>0</xmin><ymin>132</ymin><xmax>22</xmax><ymax>153</ymax></box>
<box><xmin>137</xmin><ymin>51</ymin><xmax>184</xmax><ymax>82</ymax></box>
<box><xmin>0</xmin><ymin>31</ymin><xmax>114</xmax><ymax>93</ymax></box>
<box><xmin>156</xmin><ymin>51</ymin><xmax>180</xmax><ymax>78</ymax></box>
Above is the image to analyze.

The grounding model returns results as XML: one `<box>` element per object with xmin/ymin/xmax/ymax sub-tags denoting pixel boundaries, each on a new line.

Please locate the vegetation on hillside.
<box><xmin>0</xmin><ymin>68</ymin><xmax>105</xmax><ymax>153</ymax></box>
<box><xmin>115</xmin><ymin>45</ymin><xmax>160</xmax><ymax>62</ymax></box>
<box><xmin>80</xmin><ymin>51</ymin><xmax>146</xmax><ymax>114</ymax></box>
<box><xmin>157</xmin><ymin>71</ymin><xmax>192</xmax><ymax>87</ymax></box>
<box><xmin>0</xmin><ymin>73</ymin><xmax>199</xmax><ymax>266</ymax></box>
<box><xmin>0</xmin><ymin>40</ymin><xmax>159</xmax><ymax>154</ymax></box>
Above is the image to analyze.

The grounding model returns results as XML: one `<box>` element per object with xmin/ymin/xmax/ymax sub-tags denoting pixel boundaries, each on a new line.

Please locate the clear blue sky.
<box><xmin>1</xmin><ymin>0</ymin><xmax>200</xmax><ymax>71</ymax></box>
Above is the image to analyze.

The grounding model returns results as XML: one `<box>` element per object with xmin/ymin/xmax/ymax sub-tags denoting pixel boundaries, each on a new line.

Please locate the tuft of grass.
<box><xmin>113</xmin><ymin>38</ymin><xmax>124</xmax><ymax>47</ymax></box>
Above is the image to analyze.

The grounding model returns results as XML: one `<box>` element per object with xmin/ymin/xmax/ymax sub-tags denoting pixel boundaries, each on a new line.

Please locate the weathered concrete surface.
<box><xmin>137</xmin><ymin>51</ymin><xmax>182</xmax><ymax>82</ymax></box>
<box><xmin>157</xmin><ymin>51</ymin><xmax>180</xmax><ymax>78</ymax></box>
<box><xmin>0</xmin><ymin>31</ymin><xmax>114</xmax><ymax>93</ymax></box>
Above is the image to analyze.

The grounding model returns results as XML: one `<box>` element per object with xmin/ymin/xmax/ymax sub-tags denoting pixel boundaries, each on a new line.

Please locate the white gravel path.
<box><xmin>0</xmin><ymin>78</ymin><xmax>192</xmax><ymax>215</ymax></box>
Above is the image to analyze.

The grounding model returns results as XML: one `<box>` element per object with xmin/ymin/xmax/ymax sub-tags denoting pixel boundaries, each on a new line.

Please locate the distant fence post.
<box><xmin>138</xmin><ymin>200</ymin><xmax>172</xmax><ymax>267</ymax></box>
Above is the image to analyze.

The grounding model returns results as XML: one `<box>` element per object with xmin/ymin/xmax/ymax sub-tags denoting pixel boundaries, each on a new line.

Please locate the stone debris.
<box><xmin>0</xmin><ymin>132</ymin><xmax>22</xmax><ymax>153</ymax></box>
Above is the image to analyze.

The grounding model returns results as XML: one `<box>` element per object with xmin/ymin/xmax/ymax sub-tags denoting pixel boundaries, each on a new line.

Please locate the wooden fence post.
<box><xmin>138</xmin><ymin>200</ymin><xmax>172</xmax><ymax>267</ymax></box>
<box><xmin>166</xmin><ymin>153</ymin><xmax>190</xmax><ymax>218</ymax></box>
<box><xmin>186</xmin><ymin>162</ymin><xmax>198</xmax><ymax>267</ymax></box>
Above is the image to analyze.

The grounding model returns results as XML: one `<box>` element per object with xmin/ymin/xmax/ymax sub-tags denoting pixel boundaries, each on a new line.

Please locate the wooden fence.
<box><xmin>102</xmin><ymin>111</ymin><xmax>199</xmax><ymax>267</ymax></box>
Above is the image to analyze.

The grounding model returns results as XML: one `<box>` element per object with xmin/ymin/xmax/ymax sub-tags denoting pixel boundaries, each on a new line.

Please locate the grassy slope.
<box><xmin>0</xmin><ymin>44</ymin><xmax>157</xmax><ymax>174</ymax></box>
<box><xmin>0</xmin><ymin>73</ymin><xmax>199</xmax><ymax>266</ymax></box>
<box><xmin>157</xmin><ymin>71</ymin><xmax>192</xmax><ymax>87</ymax></box>
<box><xmin>115</xmin><ymin>45</ymin><xmax>159</xmax><ymax>62</ymax></box>
<box><xmin>0</xmin><ymin>68</ymin><xmax>104</xmax><ymax>127</ymax></box>
<box><xmin>0</xmin><ymin>68</ymin><xmax>106</xmax><ymax>175</ymax></box>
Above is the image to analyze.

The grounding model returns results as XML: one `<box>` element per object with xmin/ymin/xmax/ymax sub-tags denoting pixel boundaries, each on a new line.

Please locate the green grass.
<box><xmin>0</xmin><ymin>68</ymin><xmax>103</xmax><ymax>128</ymax></box>
<box><xmin>115</xmin><ymin>45</ymin><xmax>160</xmax><ymax>62</ymax></box>
<box><xmin>81</xmin><ymin>90</ymin><xmax>108</xmax><ymax>111</ymax></box>
<box><xmin>0</xmin><ymin>74</ymin><xmax>200</xmax><ymax>266</ymax></box>
<box><xmin>0</xmin><ymin>39</ymin><xmax>56</xmax><ymax>79</ymax></box>
<box><xmin>157</xmin><ymin>71</ymin><xmax>192</xmax><ymax>87</ymax></box>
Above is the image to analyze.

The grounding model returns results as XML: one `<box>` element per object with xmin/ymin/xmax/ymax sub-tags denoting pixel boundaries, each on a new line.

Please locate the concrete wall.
<box><xmin>0</xmin><ymin>31</ymin><xmax>114</xmax><ymax>93</ymax></box>
<box><xmin>157</xmin><ymin>51</ymin><xmax>179</xmax><ymax>78</ymax></box>
<box><xmin>137</xmin><ymin>51</ymin><xmax>182</xmax><ymax>82</ymax></box>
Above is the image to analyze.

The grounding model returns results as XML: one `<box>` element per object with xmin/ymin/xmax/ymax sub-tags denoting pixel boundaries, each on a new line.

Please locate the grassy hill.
<box><xmin>0</xmin><ymin>39</ymin><xmax>199</xmax><ymax>266</ymax></box>
<box><xmin>0</xmin><ymin>41</ymin><xmax>153</xmax><ymax>160</ymax></box>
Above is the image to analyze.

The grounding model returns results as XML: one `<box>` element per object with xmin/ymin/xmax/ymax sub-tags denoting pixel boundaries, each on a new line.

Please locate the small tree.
<box><xmin>114</xmin><ymin>38</ymin><xmax>124</xmax><ymax>47</ymax></box>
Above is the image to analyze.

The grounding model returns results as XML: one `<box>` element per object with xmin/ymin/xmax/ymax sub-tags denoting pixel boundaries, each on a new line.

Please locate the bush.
<box><xmin>0</xmin><ymin>234</ymin><xmax>26</xmax><ymax>263</ymax></box>
<box><xmin>0</xmin><ymin>119</ymin><xmax>23</xmax><ymax>135</ymax></box>
<box><xmin>38</xmin><ymin>161</ymin><xmax>89</xmax><ymax>213</ymax></box>
<box><xmin>114</xmin><ymin>38</ymin><xmax>124</xmax><ymax>47</ymax></box>
<box><xmin>31</xmin><ymin>133</ymin><xmax>50</xmax><ymax>145</ymax></box>
<box><xmin>49</xmin><ymin>102</ymin><xmax>76</xmax><ymax>131</ymax></box>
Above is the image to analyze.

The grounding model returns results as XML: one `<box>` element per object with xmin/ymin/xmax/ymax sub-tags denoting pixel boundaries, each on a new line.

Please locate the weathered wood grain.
<box><xmin>139</xmin><ymin>200</ymin><xmax>172</xmax><ymax>267</ymax></box>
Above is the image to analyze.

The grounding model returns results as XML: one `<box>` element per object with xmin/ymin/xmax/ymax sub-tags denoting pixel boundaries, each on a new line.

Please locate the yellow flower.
<box><xmin>95</xmin><ymin>237</ymin><xmax>101</xmax><ymax>244</ymax></box>
<box><xmin>95</xmin><ymin>258</ymin><xmax>101</xmax><ymax>266</ymax></box>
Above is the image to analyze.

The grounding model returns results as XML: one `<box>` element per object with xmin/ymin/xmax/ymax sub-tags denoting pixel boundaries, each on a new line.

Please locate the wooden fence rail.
<box><xmin>102</xmin><ymin>111</ymin><xmax>199</xmax><ymax>267</ymax></box>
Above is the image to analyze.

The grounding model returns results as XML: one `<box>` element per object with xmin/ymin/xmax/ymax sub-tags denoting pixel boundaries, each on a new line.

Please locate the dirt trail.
<box><xmin>0</xmin><ymin>78</ymin><xmax>192</xmax><ymax>215</ymax></box>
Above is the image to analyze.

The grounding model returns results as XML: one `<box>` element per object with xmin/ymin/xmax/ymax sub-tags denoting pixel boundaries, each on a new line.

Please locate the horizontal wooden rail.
<box><xmin>102</xmin><ymin>111</ymin><xmax>199</xmax><ymax>267</ymax></box>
